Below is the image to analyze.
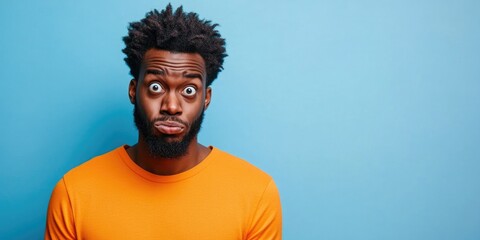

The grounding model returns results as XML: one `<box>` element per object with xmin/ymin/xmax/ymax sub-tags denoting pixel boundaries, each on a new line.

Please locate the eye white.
<box><xmin>149</xmin><ymin>83</ymin><xmax>163</xmax><ymax>93</ymax></box>
<box><xmin>182</xmin><ymin>86</ymin><xmax>197</xmax><ymax>96</ymax></box>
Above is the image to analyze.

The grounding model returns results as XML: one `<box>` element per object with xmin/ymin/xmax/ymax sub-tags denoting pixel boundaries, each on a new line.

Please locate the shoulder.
<box><xmin>63</xmin><ymin>146</ymin><xmax>125</xmax><ymax>186</ymax></box>
<box><xmin>209</xmin><ymin>148</ymin><xmax>282</xmax><ymax>238</ymax></box>
<box><xmin>208</xmin><ymin>147</ymin><xmax>274</xmax><ymax>187</ymax></box>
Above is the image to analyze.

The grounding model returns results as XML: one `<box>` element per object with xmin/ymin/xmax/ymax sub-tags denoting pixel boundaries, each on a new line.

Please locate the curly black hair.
<box><xmin>122</xmin><ymin>4</ymin><xmax>227</xmax><ymax>86</ymax></box>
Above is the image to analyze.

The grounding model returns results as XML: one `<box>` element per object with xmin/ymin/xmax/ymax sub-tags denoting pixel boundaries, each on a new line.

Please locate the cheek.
<box><xmin>137</xmin><ymin>96</ymin><xmax>161</xmax><ymax>119</ymax></box>
<box><xmin>185</xmin><ymin>100</ymin><xmax>205</xmax><ymax>119</ymax></box>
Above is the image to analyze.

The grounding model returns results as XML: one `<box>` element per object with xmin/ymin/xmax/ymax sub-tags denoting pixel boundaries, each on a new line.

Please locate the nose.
<box><xmin>160</xmin><ymin>91</ymin><xmax>182</xmax><ymax>115</ymax></box>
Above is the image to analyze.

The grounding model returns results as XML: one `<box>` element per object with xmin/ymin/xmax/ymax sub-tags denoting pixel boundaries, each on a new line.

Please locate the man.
<box><xmin>45</xmin><ymin>4</ymin><xmax>282</xmax><ymax>240</ymax></box>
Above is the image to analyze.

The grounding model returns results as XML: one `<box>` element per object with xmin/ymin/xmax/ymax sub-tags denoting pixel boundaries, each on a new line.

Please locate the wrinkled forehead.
<box><xmin>141</xmin><ymin>49</ymin><xmax>206</xmax><ymax>78</ymax></box>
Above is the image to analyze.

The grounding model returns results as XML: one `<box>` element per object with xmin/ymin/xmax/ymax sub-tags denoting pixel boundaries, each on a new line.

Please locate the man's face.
<box><xmin>129</xmin><ymin>49</ymin><xmax>211</xmax><ymax>158</ymax></box>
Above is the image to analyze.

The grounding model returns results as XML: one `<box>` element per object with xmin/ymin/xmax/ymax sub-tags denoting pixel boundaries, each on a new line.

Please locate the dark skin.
<box><xmin>127</xmin><ymin>49</ymin><xmax>212</xmax><ymax>175</ymax></box>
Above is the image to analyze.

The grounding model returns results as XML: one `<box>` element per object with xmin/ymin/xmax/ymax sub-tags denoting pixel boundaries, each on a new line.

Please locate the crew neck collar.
<box><xmin>116</xmin><ymin>145</ymin><xmax>217</xmax><ymax>183</ymax></box>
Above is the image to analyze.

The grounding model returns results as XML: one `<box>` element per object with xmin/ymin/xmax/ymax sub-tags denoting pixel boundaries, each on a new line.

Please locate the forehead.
<box><xmin>142</xmin><ymin>49</ymin><xmax>206</xmax><ymax>74</ymax></box>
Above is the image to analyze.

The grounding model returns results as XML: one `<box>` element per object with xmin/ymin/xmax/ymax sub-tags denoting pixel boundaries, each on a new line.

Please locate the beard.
<box><xmin>133</xmin><ymin>104</ymin><xmax>205</xmax><ymax>159</ymax></box>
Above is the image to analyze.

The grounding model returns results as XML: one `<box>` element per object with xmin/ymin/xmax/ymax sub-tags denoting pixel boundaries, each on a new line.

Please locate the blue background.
<box><xmin>1</xmin><ymin>0</ymin><xmax>479</xmax><ymax>239</ymax></box>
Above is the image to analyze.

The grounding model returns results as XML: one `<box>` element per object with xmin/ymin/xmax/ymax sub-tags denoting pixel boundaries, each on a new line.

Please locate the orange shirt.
<box><xmin>45</xmin><ymin>146</ymin><xmax>282</xmax><ymax>239</ymax></box>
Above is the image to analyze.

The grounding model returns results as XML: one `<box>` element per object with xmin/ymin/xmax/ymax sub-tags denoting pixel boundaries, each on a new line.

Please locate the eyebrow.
<box><xmin>184</xmin><ymin>73</ymin><xmax>203</xmax><ymax>79</ymax></box>
<box><xmin>145</xmin><ymin>69</ymin><xmax>204</xmax><ymax>80</ymax></box>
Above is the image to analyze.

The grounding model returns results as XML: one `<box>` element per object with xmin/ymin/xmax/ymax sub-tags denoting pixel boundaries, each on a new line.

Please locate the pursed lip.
<box><xmin>154</xmin><ymin>120</ymin><xmax>186</xmax><ymax>135</ymax></box>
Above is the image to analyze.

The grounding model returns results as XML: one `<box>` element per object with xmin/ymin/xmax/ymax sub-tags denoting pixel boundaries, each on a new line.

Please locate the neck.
<box><xmin>126</xmin><ymin>136</ymin><xmax>211</xmax><ymax>175</ymax></box>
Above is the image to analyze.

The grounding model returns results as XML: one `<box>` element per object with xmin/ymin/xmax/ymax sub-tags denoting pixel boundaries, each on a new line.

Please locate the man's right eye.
<box><xmin>149</xmin><ymin>83</ymin><xmax>163</xmax><ymax>93</ymax></box>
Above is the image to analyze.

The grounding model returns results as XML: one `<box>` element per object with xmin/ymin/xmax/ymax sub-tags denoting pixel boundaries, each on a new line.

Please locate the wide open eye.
<box><xmin>149</xmin><ymin>83</ymin><xmax>163</xmax><ymax>93</ymax></box>
<box><xmin>182</xmin><ymin>86</ymin><xmax>197</xmax><ymax>96</ymax></box>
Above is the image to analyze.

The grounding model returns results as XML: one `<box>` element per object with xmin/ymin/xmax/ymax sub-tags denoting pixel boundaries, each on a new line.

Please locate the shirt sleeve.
<box><xmin>246</xmin><ymin>179</ymin><xmax>283</xmax><ymax>240</ymax></box>
<box><xmin>45</xmin><ymin>178</ymin><xmax>76</xmax><ymax>240</ymax></box>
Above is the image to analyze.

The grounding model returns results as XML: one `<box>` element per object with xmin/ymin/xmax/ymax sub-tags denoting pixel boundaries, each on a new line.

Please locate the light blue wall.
<box><xmin>1</xmin><ymin>0</ymin><xmax>479</xmax><ymax>239</ymax></box>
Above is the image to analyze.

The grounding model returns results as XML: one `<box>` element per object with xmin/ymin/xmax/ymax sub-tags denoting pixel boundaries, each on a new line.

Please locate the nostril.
<box><xmin>160</xmin><ymin>109</ymin><xmax>181</xmax><ymax>116</ymax></box>
<box><xmin>160</xmin><ymin>102</ymin><xmax>182</xmax><ymax>115</ymax></box>
<box><xmin>160</xmin><ymin>93</ymin><xmax>183</xmax><ymax>115</ymax></box>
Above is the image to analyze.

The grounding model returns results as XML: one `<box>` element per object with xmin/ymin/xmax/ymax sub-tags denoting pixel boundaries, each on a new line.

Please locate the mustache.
<box><xmin>151</xmin><ymin>116</ymin><xmax>189</xmax><ymax>127</ymax></box>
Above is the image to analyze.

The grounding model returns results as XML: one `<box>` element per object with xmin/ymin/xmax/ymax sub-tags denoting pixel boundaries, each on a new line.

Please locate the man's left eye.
<box><xmin>182</xmin><ymin>86</ymin><xmax>197</xmax><ymax>96</ymax></box>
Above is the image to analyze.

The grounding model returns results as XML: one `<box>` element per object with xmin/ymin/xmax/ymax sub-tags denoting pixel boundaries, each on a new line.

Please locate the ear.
<box><xmin>128</xmin><ymin>79</ymin><xmax>137</xmax><ymax>104</ymax></box>
<box><xmin>204</xmin><ymin>86</ymin><xmax>212</xmax><ymax>110</ymax></box>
